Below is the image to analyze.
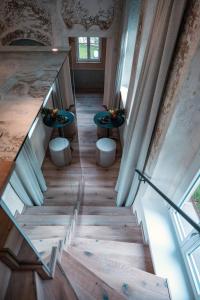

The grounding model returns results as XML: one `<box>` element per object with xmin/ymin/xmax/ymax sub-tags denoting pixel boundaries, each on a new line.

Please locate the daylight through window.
<box><xmin>77</xmin><ymin>37</ymin><xmax>101</xmax><ymax>62</ymax></box>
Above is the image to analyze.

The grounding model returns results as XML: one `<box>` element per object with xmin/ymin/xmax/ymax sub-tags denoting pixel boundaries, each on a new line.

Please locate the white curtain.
<box><xmin>53</xmin><ymin>57</ymin><xmax>74</xmax><ymax>109</ymax></box>
<box><xmin>116</xmin><ymin>0</ymin><xmax>186</xmax><ymax>207</ymax></box>
<box><xmin>10</xmin><ymin>137</ymin><xmax>47</xmax><ymax>206</ymax></box>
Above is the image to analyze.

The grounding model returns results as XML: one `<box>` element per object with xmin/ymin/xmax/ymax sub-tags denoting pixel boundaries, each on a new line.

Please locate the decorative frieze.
<box><xmin>61</xmin><ymin>0</ymin><xmax>115</xmax><ymax>30</ymax></box>
<box><xmin>0</xmin><ymin>0</ymin><xmax>52</xmax><ymax>45</ymax></box>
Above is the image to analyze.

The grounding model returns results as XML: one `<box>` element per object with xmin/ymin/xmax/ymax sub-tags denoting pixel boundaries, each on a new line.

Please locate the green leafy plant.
<box><xmin>192</xmin><ymin>185</ymin><xmax>200</xmax><ymax>216</ymax></box>
<box><xmin>41</xmin><ymin>108</ymin><xmax>68</xmax><ymax>124</ymax></box>
<box><xmin>41</xmin><ymin>107</ymin><xmax>58</xmax><ymax>120</ymax></box>
<box><xmin>108</xmin><ymin>108</ymin><xmax>125</xmax><ymax>119</ymax></box>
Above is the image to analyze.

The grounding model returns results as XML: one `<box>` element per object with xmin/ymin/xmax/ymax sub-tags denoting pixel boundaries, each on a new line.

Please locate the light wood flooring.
<box><xmin>43</xmin><ymin>94</ymin><xmax>122</xmax><ymax>208</ymax></box>
<box><xmin>15</xmin><ymin>94</ymin><xmax>171</xmax><ymax>299</ymax></box>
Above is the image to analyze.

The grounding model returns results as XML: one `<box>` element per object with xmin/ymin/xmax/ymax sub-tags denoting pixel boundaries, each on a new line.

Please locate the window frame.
<box><xmin>76</xmin><ymin>37</ymin><xmax>101</xmax><ymax>63</ymax></box>
<box><xmin>170</xmin><ymin>171</ymin><xmax>200</xmax><ymax>298</ymax></box>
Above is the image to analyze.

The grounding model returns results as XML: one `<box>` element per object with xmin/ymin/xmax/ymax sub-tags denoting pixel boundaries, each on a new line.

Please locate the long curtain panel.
<box><xmin>53</xmin><ymin>56</ymin><xmax>74</xmax><ymax>110</ymax></box>
<box><xmin>116</xmin><ymin>0</ymin><xmax>186</xmax><ymax>207</ymax></box>
<box><xmin>10</xmin><ymin>137</ymin><xmax>47</xmax><ymax>206</ymax></box>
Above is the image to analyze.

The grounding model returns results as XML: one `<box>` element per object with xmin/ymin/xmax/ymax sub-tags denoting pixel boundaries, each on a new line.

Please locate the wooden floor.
<box><xmin>14</xmin><ymin>95</ymin><xmax>171</xmax><ymax>299</ymax></box>
<box><xmin>42</xmin><ymin>94</ymin><xmax>122</xmax><ymax>208</ymax></box>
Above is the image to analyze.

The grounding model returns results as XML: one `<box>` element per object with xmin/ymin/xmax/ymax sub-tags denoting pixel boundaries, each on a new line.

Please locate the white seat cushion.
<box><xmin>49</xmin><ymin>137</ymin><xmax>71</xmax><ymax>167</ymax></box>
<box><xmin>96</xmin><ymin>138</ymin><xmax>116</xmax><ymax>167</ymax></box>
<box><xmin>96</xmin><ymin>138</ymin><xmax>116</xmax><ymax>152</ymax></box>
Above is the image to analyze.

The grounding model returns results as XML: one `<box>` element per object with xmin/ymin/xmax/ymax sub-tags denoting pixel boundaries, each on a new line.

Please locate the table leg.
<box><xmin>58</xmin><ymin>127</ymin><xmax>65</xmax><ymax>137</ymax></box>
<box><xmin>106</xmin><ymin>128</ymin><xmax>109</xmax><ymax>138</ymax></box>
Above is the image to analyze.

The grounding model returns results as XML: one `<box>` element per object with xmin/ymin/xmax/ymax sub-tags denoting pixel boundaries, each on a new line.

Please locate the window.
<box><xmin>171</xmin><ymin>172</ymin><xmax>200</xmax><ymax>298</ymax></box>
<box><xmin>120</xmin><ymin>0</ymin><xmax>140</xmax><ymax>107</ymax></box>
<box><xmin>77</xmin><ymin>37</ymin><xmax>101</xmax><ymax>62</ymax></box>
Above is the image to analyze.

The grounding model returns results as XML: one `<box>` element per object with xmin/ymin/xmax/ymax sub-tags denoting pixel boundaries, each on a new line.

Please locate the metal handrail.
<box><xmin>135</xmin><ymin>169</ymin><xmax>200</xmax><ymax>234</ymax></box>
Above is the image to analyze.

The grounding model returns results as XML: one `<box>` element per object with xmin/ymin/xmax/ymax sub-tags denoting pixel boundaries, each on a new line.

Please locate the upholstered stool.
<box><xmin>96</xmin><ymin>138</ymin><xmax>116</xmax><ymax>167</ymax></box>
<box><xmin>49</xmin><ymin>137</ymin><xmax>72</xmax><ymax>167</ymax></box>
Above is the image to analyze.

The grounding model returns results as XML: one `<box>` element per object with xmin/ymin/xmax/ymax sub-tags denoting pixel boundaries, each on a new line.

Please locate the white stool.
<box><xmin>49</xmin><ymin>137</ymin><xmax>72</xmax><ymax>167</ymax></box>
<box><xmin>96</xmin><ymin>138</ymin><xmax>116</xmax><ymax>167</ymax></box>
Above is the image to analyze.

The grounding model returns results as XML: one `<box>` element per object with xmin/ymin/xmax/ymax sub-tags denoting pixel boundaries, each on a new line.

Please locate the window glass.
<box><xmin>78</xmin><ymin>37</ymin><xmax>88</xmax><ymax>60</ymax></box>
<box><xmin>177</xmin><ymin>184</ymin><xmax>200</xmax><ymax>239</ymax></box>
<box><xmin>187</xmin><ymin>244</ymin><xmax>200</xmax><ymax>293</ymax></box>
<box><xmin>77</xmin><ymin>37</ymin><xmax>100</xmax><ymax>61</ymax></box>
<box><xmin>171</xmin><ymin>172</ymin><xmax>200</xmax><ymax>298</ymax></box>
<box><xmin>90</xmin><ymin>37</ymin><xmax>100</xmax><ymax>60</ymax></box>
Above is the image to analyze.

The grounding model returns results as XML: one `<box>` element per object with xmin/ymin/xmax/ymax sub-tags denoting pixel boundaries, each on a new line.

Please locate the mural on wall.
<box><xmin>0</xmin><ymin>0</ymin><xmax>52</xmax><ymax>46</ymax></box>
<box><xmin>61</xmin><ymin>0</ymin><xmax>115</xmax><ymax>30</ymax></box>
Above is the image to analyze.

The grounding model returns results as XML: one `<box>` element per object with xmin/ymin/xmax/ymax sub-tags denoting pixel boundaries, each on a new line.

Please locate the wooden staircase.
<box><xmin>1</xmin><ymin>96</ymin><xmax>171</xmax><ymax>299</ymax></box>
<box><xmin>13</xmin><ymin>202</ymin><xmax>171</xmax><ymax>300</ymax></box>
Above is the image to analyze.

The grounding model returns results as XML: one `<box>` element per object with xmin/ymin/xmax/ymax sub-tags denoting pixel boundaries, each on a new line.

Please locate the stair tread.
<box><xmin>24</xmin><ymin>206</ymin><xmax>74</xmax><ymax>215</ymax></box>
<box><xmin>79</xmin><ymin>206</ymin><xmax>132</xmax><ymax>215</ymax></box>
<box><xmin>61</xmin><ymin>251</ymin><xmax>126</xmax><ymax>300</ymax></box>
<box><xmin>67</xmin><ymin>249</ymin><xmax>170</xmax><ymax>300</ymax></box>
<box><xmin>0</xmin><ymin>261</ymin><xmax>11</xmax><ymax>299</ymax></box>
<box><xmin>17</xmin><ymin>214</ymin><xmax>136</xmax><ymax>226</ymax></box>
<box><xmin>77</xmin><ymin>215</ymin><xmax>137</xmax><ymax>225</ymax></box>
<box><xmin>76</xmin><ymin>225</ymin><xmax>144</xmax><ymax>243</ymax></box>
<box><xmin>5</xmin><ymin>270</ymin><xmax>36</xmax><ymax>300</ymax></box>
<box><xmin>23</xmin><ymin>225</ymin><xmax>67</xmax><ymax>240</ymax></box>
<box><xmin>35</xmin><ymin>265</ymin><xmax>78</xmax><ymax>300</ymax></box>
<box><xmin>71</xmin><ymin>238</ymin><xmax>154</xmax><ymax>273</ymax></box>
<box><xmin>44</xmin><ymin>200</ymin><xmax>77</xmax><ymax>206</ymax></box>
<box><xmin>17</xmin><ymin>214</ymin><xmax>72</xmax><ymax>225</ymax></box>
<box><xmin>32</xmin><ymin>238</ymin><xmax>61</xmax><ymax>252</ymax></box>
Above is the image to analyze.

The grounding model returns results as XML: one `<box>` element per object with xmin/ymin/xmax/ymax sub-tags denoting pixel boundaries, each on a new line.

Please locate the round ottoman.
<box><xmin>96</xmin><ymin>138</ymin><xmax>116</xmax><ymax>167</ymax></box>
<box><xmin>49</xmin><ymin>137</ymin><xmax>72</xmax><ymax>167</ymax></box>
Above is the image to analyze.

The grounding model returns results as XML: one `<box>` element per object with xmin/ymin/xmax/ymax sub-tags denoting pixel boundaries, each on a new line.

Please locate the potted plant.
<box><xmin>41</xmin><ymin>107</ymin><xmax>68</xmax><ymax>125</ymax></box>
<box><xmin>108</xmin><ymin>108</ymin><xmax>125</xmax><ymax>120</ymax></box>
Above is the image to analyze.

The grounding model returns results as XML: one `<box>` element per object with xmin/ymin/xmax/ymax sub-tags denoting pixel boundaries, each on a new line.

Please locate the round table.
<box><xmin>94</xmin><ymin>111</ymin><xmax>125</xmax><ymax>137</ymax></box>
<box><xmin>43</xmin><ymin>109</ymin><xmax>75</xmax><ymax>137</ymax></box>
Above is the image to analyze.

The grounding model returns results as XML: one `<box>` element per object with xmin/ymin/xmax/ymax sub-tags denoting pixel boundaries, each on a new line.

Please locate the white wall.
<box><xmin>132</xmin><ymin>2</ymin><xmax>200</xmax><ymax>298</ymax></box>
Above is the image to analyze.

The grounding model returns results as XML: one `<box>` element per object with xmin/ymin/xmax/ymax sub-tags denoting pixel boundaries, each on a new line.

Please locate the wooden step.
<box><xmin>23</xmin><ymin>225</ymin><xmax>67</xmax><ymax>240</ymax></box>
<box><xmin>61</xmin><ymin>251</ymin><xmax>126</xmax><ymax>300</ymax></box>
<box><xmin>34</xmin><ymin>272</ymin><xmax>45</xmax><ymax>300</ymax></box>
<box><xmin>44</xmin><ymin>168</ymin><xmax>119</xmax><ymax>178</ymax></box>
<box><xmin>35</xmin><ymin>266</ymin><xmax>78</xmax><ymax>300</ymax></box>
<box><xmin>79</xmin><ymin>206</ymin><xmax>132</xmax><ymax>215</ymax></box>
<box><xmin>44</xmin><ymin>199</ymin><xmax>77</xmax><ymax>206</ymax></box>
<box><xmin>32</xmin><ymin>238</ymin><xmax>61</xmax><ymax>253</ymax></box>
<box><xmin>45</xmin><ymin>176</ymin><xmax>80</xmax><ymax>187</ymax></box>
<box><xmin>4</xmin><ymin>226</ymin><xmax>24</xmax><ymax>256</ymax></box>
<box><xmin>44</xmin><ymin>186</ymin><xmax>80</xmax><ymax>197</ymax></box>
<box><xmin>48</xmin><ymin>246</ymin><xmax>58</xmax><ymax>278</ymax></box>
<box><xmin>67</xmin><ymin>249</ymin><xmax>170</xmax><ymax>300</ymax></box>
<box><xmin>45</xmin><ymin>178</ymin><xmax>117</xmax><ymax>188</ymax></box>
<box><xmin>77</xmin><ymin>215</ymin><xmax>137</xmax><ymax>226</ymax></box>
<box><xmin>70</xmin><ymin>238</ymin><xmax>154</xmax><ymax>273</ymax></box>
<box><xmin>24</xmin><ymin>206</ymin><xmax>74</xmax><ymax>215</ymax></box>
<box><xmin>17</xmin><ymin>215</ymin><xmax>72</xmax><ymax>226</ymax></box>
<box><xmin>75</xmin><ymin>225</ymin><xmax>144</xmax><ymax>243</ymax></box>
<box><xmin>5</xmin><ymin>270</ymin><xmax>36</xmax><ymax>300</ymax></box>
<box><xmin>82</xmin><ymin>186</ymin><xmax>117</xmax><ymax>205</ymax></box>
<box><xmin>0</xmin><ymin>261</ymin><xmax>12</xmax><ymax>299</ymax></box>
<box><xmin>44</xmin><ymin>198</ymin><xmax>115</xmax><ymax>207</ymax></box>
<box><xmin>81</xmin><ymin>199</ymin><xmax>115</xmax><ymax>206</ymax></box>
